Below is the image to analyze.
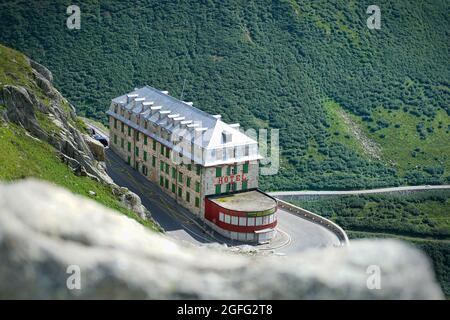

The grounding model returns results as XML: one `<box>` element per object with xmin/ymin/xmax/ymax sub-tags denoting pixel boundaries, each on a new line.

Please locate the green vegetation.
<box><xmin>0</xmin><ymin>123</ymin><xmax>158</xmax><ymax>231</ymax></box>
<box><xmin>0</xmin><ymin>44</ymin><xmax>159</xmax><ymax>231</ymax></box>
<box><xmin>289</xmin><ymin>191</ymin><xmax>450</xmax><ymax>295</ymax></box>
<box><xmin>0</xmin><ymin>0</ymin><xmax>448</xmax><ymax>190</ymax></box>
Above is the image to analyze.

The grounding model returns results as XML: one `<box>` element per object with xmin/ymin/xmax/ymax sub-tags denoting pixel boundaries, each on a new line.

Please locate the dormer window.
<box><xmin>244</xmin><ymin>145</ymin><xmax>250</xmax><ymax>157</ymax></box>
<box><xmin>221</xmin><ymin>131</ymin><xmax>232</xmax><ymax>144</ymax></box>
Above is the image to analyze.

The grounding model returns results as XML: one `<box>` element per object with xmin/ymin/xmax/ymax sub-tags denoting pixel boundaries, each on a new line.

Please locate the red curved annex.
<box><xmin>205</xmin><ymin>189</ymin><xmax>278</xmax><ymax>243</ymax></box>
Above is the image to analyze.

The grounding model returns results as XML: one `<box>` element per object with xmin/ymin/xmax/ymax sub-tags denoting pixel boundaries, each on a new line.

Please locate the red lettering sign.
<box><xmin>216</xmin><ymin>173</ymin><xmax>248</xmax><ymax>185</ymax></box>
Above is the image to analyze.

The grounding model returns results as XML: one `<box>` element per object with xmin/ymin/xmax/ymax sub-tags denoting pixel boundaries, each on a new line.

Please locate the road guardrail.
<box><xmin>276</xmin><ymin>198</ymin><xmax>349</xmax><ymax>246</ymax></box>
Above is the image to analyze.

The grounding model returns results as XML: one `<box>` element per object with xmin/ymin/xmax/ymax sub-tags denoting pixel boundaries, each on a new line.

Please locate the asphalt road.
<box><xmin>269</xmin><ymin>185</ymin><xmax>450</xmax><ymax>197</ymax></box>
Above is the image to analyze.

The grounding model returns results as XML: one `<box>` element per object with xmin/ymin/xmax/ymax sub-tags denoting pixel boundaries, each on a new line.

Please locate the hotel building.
<box><xmin>107</xmin><ymin>86</ymin><xmax>277</xmax><ymax>243</ymax></box>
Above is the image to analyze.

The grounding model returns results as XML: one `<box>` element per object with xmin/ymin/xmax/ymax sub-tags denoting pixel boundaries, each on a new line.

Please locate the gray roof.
<box><xmin>112</xmin><ymin>86</ymin><xmax>218</xmax><ymax>144</ymax></box>
<box><xmin>111</xmin><ymin>86</ymin><xmax>257</xmax><ymax>150</ymax></box>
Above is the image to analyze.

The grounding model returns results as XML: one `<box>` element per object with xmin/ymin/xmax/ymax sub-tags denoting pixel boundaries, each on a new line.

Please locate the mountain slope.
<box><xmin>0</xmin><ymin>0</ymin><xmax>448</xmax><ymax>190</ymax></box>
<box><xmin>0</xmin><ymin>44</ymin><xmax>159</xmax><ymax>231</ymax></box>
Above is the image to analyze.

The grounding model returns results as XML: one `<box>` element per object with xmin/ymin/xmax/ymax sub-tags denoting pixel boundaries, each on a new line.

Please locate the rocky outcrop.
<box><xmin>83</xmin><ymin>134</ymin><xmax>106</xmax><ymax>161</ymax></box>
<box><xmin>29</xmin><ymin>58</ymin><xmax>53</xmax><ymax>83</ymax></box>
<box><xmin>0</xmin><ymin>55</ymin><xmax>152</xmax><ymax>224</ymax></box>
<box><xmin>0</xmin><ymin>180</ymin><xmax>443</xmax><ymax>299</ymax></box>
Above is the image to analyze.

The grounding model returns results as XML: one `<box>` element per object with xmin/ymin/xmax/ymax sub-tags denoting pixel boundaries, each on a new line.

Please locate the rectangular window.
<box><xmin>239</xmin><ymin>217</ymin><xmax>246</xmax><ymax>226</ymax></box>
<box><xmin>186</xmin><ymin>177</ymin><xmax>191</xmax><ymax>188</ymax></box>
<box><xmin>159</xmin><ymin>176</ymin><xmax>164</xmax><ymax>186</ymax></box>
<box><xmin>234</xmin><ymin>165</ymin><xmax>237</xmax><ymax>174</ymax></box>
<box><xmin>226</xmin><ymin>166</ymin><xmax>230</xmax><ymax>176</ymax></box>
<box><xmin>165</xmin><ymin>163</ymin><xmax>169</xmax><ymax>174</ymax></box>
<box><xmin>196</xmin><ymin>165</ymin><xmax>201</xmax><ymax>175</ymax></box>
<box><xmin>247</xmin><ymin>217</ymin><xmax>255</xmax><ymax>226</ymax></box>
<box><xmin>121</xmin><ymin>138</ymin><xmax>124</xmax><ymax>149</ymax></box>
<box><xmin>127</xmin><ymin>142</ymin><xmax>131</xmax><ymax>152</ymax></box>
<box><xmin>231</xmin><ymin>216</ymin><xmax>238</xmax><ymax>225</ymax></box>
<box><xmin>153</xmin><ymin>140</ymin><xmax>156</xmax><ymax>151</ymax></box>
<box><xmin>242</xmin><ymin>180</ymin><xmax>248</xmax><ymax>191</ymax></box>
<box><xmin>135</xmin><ymin>146</ymin><xmax>139</xmax><ymax>157</ymax></box>
<box><xmin>143</xmin><ymin>135</ymin><xmax>147</xmax><ymax>145</ymax></box>
<box><xmin>195</xmin><ymin>181</ymin><xmax>200</xmax><ymax>193</ymax></box>
<box><xmin>113</xmin><ymin>134</ymin><xmax>117</xmax><ymax>145</ymax></box>
<box><xmin>121</xmin><ymin>122</ymin><xmax>124</xmax><ymax>133</ymax></box>
<box><xmin>225</xmin><ymin>215</ymin><xmax>231</xmax><ymax>224</ymax></box>
<box><xmin>165</xmin><ymin>147</ymin><xmax>170</xmax><ymax>158</ymax></box>
<box><xmin>256</xmin><ymin>217</ymin><xmax>263</xmax><ymax>226</ymax></box>
<box><xmin>128</xmin><ymin>127</ymin><xmax>131</xmax><ymax>136</ymax></box>
<box><xmin>226</xmin><ymin>183</ymin><xmax>230</xmax><ymax>193</ymax></box>
<box><xmin>152</xmin><ymin>156</ymin><xmax>156</xmax><ymax>167</ymax></box>
<box><xmin>195</xmin><ymin>197</ymin><xmax>200</xmax><ymax>208</ymax></box>
<box><xmin>164</xmin><ymin>178</ymin><xmax>169</xmax><ymax>189</ymax></box>
<box><xmin>136</xmin><ymin>132</ymin><xmax>140</xmax><ymax>142</ymax></box>
<box><xmin>178</xmin><ymin>172</ymin><xmax>183</xmax><ymax>183</ymax></box>
<box><xmin>171</xmin><ymin>183</ymin><xmax>175</xmax><ymax>193</ymax></box>
<box><xmin>142</xmin><ymin>165</ymin><xmax>147</xmax><ymax>176</ymax></box>
<box><xmin>219</xmin><ymin>212</ymin><xmax>225</xmax><ymax>222</ymax></box>
<box><xmin>216</xmin><ymin>167</ymin><xmax>222</xmax><ymax>178</ymax></box>
<box><xmin>114</xmin><ymin>118</ymin><xmax>117</xmax><ymax>129</ymax></box>
<box><xmin>215</xmin><ymin>184</ymin><xmax>221</xmax><ymax>195</ymax></box>
<box><xmin>243</xmin><ymin>161</ymin><xmax>249</xmax><ymax>174</ymax></box>
<box><xmin>178</xmin><ymin>187</ymin><xmax>182</xmax><ymax>197</ymax></box>
<box><xmin>172</xmin><ymin>167</ymin><xmax>176</xmax><ymax>179</ymax></box>
<box><xmin>160</xmin><ymin>161</ymin><xmax>164</xmax><ymax>171</ymax></box>
<box><xmin>186</xmin><ymin>191</ymin><xmax>190</xmax><ymax>202</ymax></box>
<box><xmin>160</xmin><ymin>145</ymin><xmax>165</xmax><ymax>155</ymax></box>
<box><xmin>143</xmin><ymin>151</ymin><xmax>147</xmax><ymax>161</ymax></box>
<box><xmin>187</xmin><ymin>164</ymin><xmax>192</xmax><ymax>171</ymax></box>
<box><xmin>127</xmin><ymin>156</ymin><xmax>131</xmax><ymax>165</ymax></box>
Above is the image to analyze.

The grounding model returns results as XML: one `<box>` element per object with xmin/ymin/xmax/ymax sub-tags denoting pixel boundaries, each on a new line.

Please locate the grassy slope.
<box><xmin>0</xmin><ymin>0</ymin><xmax>448</xmax><ymax>190</ymax></box>
<box><xmin>0</xmin><ymin>44</ymin><xmax>158</xmax><ymax>231</ymax></box>
<box><xmin>289</xmin><ymin>191</ymin><xmax>450</xmax><ymax>295</ymax></box>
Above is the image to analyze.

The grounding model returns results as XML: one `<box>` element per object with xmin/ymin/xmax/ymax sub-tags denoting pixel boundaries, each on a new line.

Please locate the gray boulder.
<box><xmin>83</xmin><ymin>134</ymin><xmax>106</xmax><ymax>161</ymax></box>
<box><xmin>0</xmin><ymin>180</ymin><xmax>443</xmax><ymax>299</ymax></box>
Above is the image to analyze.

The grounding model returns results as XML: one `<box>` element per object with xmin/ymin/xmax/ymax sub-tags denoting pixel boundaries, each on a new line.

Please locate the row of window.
<box><xmin>159</xmin><ymin>176</ymin><xmax>200</xmax><ymax>208</ymax></box>
<box><xmin>159</xmin><ymin>160</ymin><xmax>201</xmax><ymax>193</ymax></box>
<box><xmin>215</xmin><ymin>163</ymin><xmax>248</xmax><ymax>178</ymax></box>
<box><xmin>214</xmin><ymin>181</ymin><xmax>247</xmax><ymax>195</ymax></box>
<box><xmin>113</xmin><ymin>132</ymin><xmax>202</xmax><ymax>176</ymax></box>
<box><xmin>218</xmin><ymin>213</ymin><xmax>276</xmax><ymax>227</ymax></box>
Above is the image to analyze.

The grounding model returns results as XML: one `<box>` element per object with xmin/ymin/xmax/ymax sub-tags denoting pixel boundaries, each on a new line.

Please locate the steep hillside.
<box><xmin>289</xmin><ymin>190</ymin><xmax>450</xmax><ymax>295</ymax></box>
<box><xmin>0</xmin><ymin>44</ymin><xmax>159</xmax><ymax>231</ymax></box>
<box><xmin>0</xmin><ymin>0</ymin><xmax>448</xmax><ymax>190</ymax></box>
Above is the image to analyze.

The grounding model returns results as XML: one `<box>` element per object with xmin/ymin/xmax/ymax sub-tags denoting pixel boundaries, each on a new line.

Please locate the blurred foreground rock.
<box><xmin>0</xmin><ymin>180</ymin><xmax>443</xmax><ymax>299</ymax></box>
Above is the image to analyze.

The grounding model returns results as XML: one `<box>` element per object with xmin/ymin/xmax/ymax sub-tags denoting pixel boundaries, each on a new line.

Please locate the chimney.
<box><xmin>142</xmin><ymin>101</ymin><xmax>154</xmax><ymax>113</ymax></box>
<box><xmin>126</xmin><ymin>93</ymin><xmax>139</xmax><ymax>104</ymax></box>
<box><xmin>167</xmin><ymin>113</ymin><xmax>180</xmax><ymax>126</ymax></box>
<box><xmin>180</xmin><ymin>120</ymin><xmax>193</xmax><ymax>128</ymax></box>
<box><xmin>195</xmin><ymin>127</ymin><xmax>208</xmax><ymax>139</ymax></box>
<box><xmin>173</xmin><ymin>116</ymin><xmax>185</xmax><ymax>128</ymax></box>
<box><xmin>159</xmin><ymin>110</ymin><xmax>171</xmax><ymax>121</ymax></box>
<box><xmin>134</xmin><ymin>97</ymin><xmax>146</xmax><ymax>111</ymax></box>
